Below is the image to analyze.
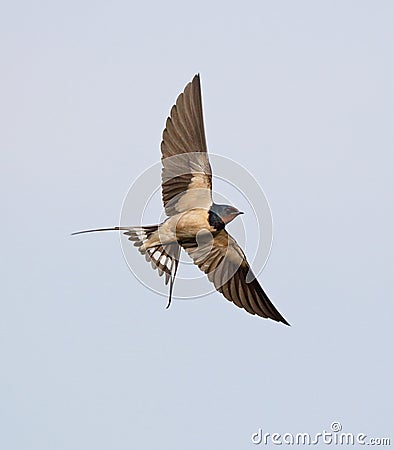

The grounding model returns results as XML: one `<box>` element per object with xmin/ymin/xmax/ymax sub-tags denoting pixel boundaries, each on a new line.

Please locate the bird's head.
<box><xmin>211</xmin><ymin>204</ymin><xmax>244</xmax><ymax>225</ymax></box>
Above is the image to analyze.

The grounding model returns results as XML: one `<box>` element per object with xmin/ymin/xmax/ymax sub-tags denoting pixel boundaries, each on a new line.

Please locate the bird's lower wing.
<box><xmin>181</xmin><ymin>230</ymin><xmax>289</xmax><ymax>325</ymax></box>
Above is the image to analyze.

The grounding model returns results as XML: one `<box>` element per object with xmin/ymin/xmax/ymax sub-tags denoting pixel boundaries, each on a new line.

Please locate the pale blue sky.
<box><xmin>1</xmin><ymin>1</ymin><xmax>393</xmax><ymax>449</ymax></box>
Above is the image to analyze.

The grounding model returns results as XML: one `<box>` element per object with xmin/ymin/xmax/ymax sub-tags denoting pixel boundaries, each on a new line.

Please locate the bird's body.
<box><xmin>73</xmin><ymin>75</ymin><xmax>289</xmax><ymax>325</ymax></box>
<box><xmin>142</xmin><ymin>208</ymin><xmax>215</xmax><ymax>249</ymax></box>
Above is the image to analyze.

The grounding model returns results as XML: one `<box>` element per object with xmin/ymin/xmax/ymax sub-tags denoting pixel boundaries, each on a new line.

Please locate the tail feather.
<box><xmin>71</xmin><ymin>226</ymin><xmax>130</xmax><ymax>235</ymax></box>
<box><xmin>72</xmin><ymin>224</ymin><xmax>180</xmax><ymax>307</ymax></box>
<box><xmin>144</xmin><ymin>242</ymin><xmax>180</xmax><ymax>284</ymax></box>
<box><xmin>72</xmin><ymin>225</ymin><xmax>159</xmax><ymax>250</ymax></box>
<box><xmin>123</xmin><ymin>225</ymin><xmax>159</xmax><ymax>251</ymax></box>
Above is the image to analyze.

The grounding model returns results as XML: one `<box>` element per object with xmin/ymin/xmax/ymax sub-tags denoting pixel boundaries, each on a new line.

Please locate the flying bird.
<box><xmin>73</xmin><ymin>75</ymin><xmax>289</xmax><ymax>325</ymax></box>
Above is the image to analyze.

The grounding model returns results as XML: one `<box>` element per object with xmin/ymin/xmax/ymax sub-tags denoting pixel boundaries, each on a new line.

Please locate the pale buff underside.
<box><xmin>141</xmin><ymin>208</ymin><xmax>214</xmax><ymax>250</ymax></box>
<box><xmin>140</xmin><ymin>209</ymin><xmax>246</xmax><ymax>271</ymax></box>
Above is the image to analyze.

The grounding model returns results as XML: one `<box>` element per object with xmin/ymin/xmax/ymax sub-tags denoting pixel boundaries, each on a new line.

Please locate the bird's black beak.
<box><xmin>238</xmin><ymin>211</ymin><xmax>244</xmax><ymax>215</ymax></box>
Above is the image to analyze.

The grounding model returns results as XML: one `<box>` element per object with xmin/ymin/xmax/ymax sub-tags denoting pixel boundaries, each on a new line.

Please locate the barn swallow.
<box><xmin>73</xmin><ymin>75</ymin><xmax>289</xmax><ymax>325</ymax></box>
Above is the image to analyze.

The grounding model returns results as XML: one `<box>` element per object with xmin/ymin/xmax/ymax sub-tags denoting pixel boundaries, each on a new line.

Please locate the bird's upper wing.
<box><xmin>181</xmin><ymin>229</ymin><xmax>289</xmax><ymax>325</ymax></box>
<box><xmin>161</xmin><ymin>74</ymin><xmax>213</xmax><ymax>216</ymax></box>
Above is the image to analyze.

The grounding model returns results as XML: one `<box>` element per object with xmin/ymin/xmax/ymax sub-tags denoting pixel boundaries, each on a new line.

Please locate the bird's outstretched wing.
<box><xmin>161</xmin><ymin>74</ymin><xmax>213</xmax><ymax>216</ymax></box>
<box><xmin>181</xmin><ymin>230</ymin><xmax>289</xmax><ymax>325</ymax></box>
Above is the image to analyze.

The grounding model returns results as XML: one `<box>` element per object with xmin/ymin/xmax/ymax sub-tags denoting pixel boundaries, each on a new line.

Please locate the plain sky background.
<box><xmin>1</xmin><ymin>1</ymin><xmax>393</xmax><ymax>449</ymax></box>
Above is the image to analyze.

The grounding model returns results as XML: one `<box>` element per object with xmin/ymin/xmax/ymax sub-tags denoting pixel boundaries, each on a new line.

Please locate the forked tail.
<box><xmin>72</xmin><ymin>225</ymin><xmax>180</xmax><ymax>307</ymax></box>
<box><xmin>71</xmin><ymin>225</ymin><xmax>159</xmax><ymax>248</ymax></box>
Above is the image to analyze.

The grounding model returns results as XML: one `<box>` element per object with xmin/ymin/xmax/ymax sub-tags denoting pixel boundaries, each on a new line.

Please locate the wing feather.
<box><xmin>181</xmin><ymin>229</ymin><xmax>289</xmax><ymax>325</ymax></box>
<box><xmin>161</xmin><ymin>75</ymin><xmax>213</xmax><ymax>216</ymax></box>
